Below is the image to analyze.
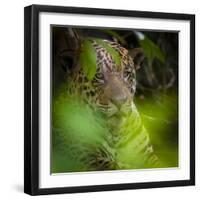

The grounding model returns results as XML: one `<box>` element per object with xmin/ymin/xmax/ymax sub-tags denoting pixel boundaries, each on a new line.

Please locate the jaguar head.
<box><xmin>68</xmin><ymin>40</ymin><xmax>144</xmax><ymax>120</ymax></box>
<box><xmin>88</xmin><ymin>41</ymin><xmax>143</xmax><ymax>119</ymax></box>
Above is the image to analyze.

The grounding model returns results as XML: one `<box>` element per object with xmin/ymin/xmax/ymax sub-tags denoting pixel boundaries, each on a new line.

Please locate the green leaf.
<box><xmin>79</xmin><ymin>38</ymin><xmax>121</xmax><ymax>80</ymax></box>
<box><xmin>80</xmin><ymin>39</ymin><xmax>97</xmax><ymax>80</ymax></box>
<box><xmin>139</xmin><ymin>36</ymin><xmax>165</xmax><ymax>63</ymax></box>
<box><xmin>94</xmin><ymin>38</ymin><xmax>121</xmax><ymax>66</ymax></box>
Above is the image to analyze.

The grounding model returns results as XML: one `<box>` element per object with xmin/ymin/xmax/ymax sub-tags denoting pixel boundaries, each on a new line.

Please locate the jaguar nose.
<box><xmin>111</xmin><ymin>95</ymin><xmax>128</xmax><ymax>109</ymax></box>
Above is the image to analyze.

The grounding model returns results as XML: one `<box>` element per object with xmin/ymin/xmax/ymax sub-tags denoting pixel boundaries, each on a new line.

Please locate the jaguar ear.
<box><xmin>129</xmin><ymin>48</ymin><xmax>145</xmax><ymax>70</ymax></box>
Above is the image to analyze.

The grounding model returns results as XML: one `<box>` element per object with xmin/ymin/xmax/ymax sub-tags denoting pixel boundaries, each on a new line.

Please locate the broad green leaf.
<box><xmin>94</xmin><ymin>38</ymin><xmax>121</xmax><ymax>66</ymax></box>
<box><xmin>139</xmin><ymin>36</ymin><xmax>165</xmax><ymax>63</ymax></box>
<box><xmin>80</xmin><ymin>39</ymin><xmax>97</xmax><ymax>80</ymax></box>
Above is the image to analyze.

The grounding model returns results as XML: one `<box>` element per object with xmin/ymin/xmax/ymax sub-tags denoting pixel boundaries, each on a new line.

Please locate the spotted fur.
<box><xmin>64</xmin><ymin>39</ymin><xmax>159</xmax><ymax>170</ymax></box>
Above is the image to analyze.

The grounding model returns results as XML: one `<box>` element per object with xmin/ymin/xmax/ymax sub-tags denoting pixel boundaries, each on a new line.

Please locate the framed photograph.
<box><xmin>24</xmin><ymin>4</ymin><xmax>195</xmax><ymax>195</ymax></box>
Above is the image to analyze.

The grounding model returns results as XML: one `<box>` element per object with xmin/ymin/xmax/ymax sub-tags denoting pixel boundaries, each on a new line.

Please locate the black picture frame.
<box><xmin>24</xmin><ymin>4</ymin><xmax>195</xmax><ymax>196</ymax></box>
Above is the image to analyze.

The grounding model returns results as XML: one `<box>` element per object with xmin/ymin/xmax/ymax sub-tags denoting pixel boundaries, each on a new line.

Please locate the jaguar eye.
<box><xmin>96</xmin><ymin>72</ymin><xmax>102</xmax><ymax>77</ymax></box>
<box><xmin>123</xmin><ymin>71</ymin><xmax>130</xmax><ymax>79</ymax></box>
<box><xmin>96</xmin><ymin>73</ymin><xmax>104</xmax><ymax>83</ymax></box>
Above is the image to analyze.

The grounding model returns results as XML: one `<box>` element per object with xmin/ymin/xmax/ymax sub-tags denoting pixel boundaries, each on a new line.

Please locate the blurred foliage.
<box><xmin>52</xmin><ymin>27</ymin><xmax>179</xmax><ymax>172</ymax></box>
<box><xmin>135</xmin><ymin>92</ymin><xmax>178</xmax><ymax>167</ymax></box>
<box><xmin>138</xmin><ymin>35</ymin><xmax>165</xmax><ymax>63</ymax></box>
<box><xmin>94</xmin><ymin>38</ymin><xmax>121</xmax><ymax>66</ymax></box>
<box><xmin>52</xmin><ymin>87</ymin><xmax>109</xmax><ymax>172</ymax></box>
<box><xmin>80</xmin><ymin>38</ymin><xmax>121</xmax><ymax>80</ymax></box>
<box><xmin>80</xmin><ymin>39</ymin><xmax>97</xmax><ymax>80</ymax></box>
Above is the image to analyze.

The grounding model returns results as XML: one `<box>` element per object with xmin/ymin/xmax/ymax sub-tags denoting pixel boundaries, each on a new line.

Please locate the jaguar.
<box><xmin>56</xmin><ymin>37</ymin><xmax>159</xmax><ymax>171</ymax></box>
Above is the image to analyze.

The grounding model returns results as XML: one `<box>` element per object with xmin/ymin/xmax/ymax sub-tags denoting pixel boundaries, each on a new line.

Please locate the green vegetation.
<box><xmin>52</xmin><ymin>27</ymin><xmax>179</xmax><ymax>173</ymax></box>
<box><xmin>80</xmin><ymin>38</ymin><xmax>121</xmax><ymax>80</ymax></box>
<box><xmin>52</xmin><ymin>90</ymin><xmax>109</xmax><ymax>173</ymax></box>
<box><xmin>80</xmin><ymin>39</ymin><xmax>97</xmax><ymax>80</ymax></box>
